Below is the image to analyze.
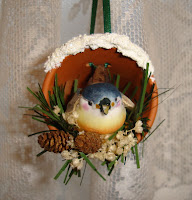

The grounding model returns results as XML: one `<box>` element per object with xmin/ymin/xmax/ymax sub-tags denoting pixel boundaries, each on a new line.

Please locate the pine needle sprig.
<box><xmin>36</xmin><ymin>149</ymin><xmax>47</xmax><ymax>157</ymax></box>
<box><xmin>122</xmin><ymin>82</ymin><xmax>131</xmax><ymax>94</ymax></box>
<box><xmin>64</xmin><ymin>165</ymin><xmax>71</xmax><ymax>184</ymax></box>
<box><xmin>136</xmin><ymin>63</ymin><xmax>149</xmax><ymax>120</ymax></box>
<box><xmin>28</xmin><ymin>130</ymin><xmax>57</xmax><ymax>137</ymax></box>
<box><xmin>54</xmin><ymin>160</ymin><xmax>72</xmax><ymax>180</ymax></box>
<box><xmin>24</xmin><ymin>74</ymin><xmax>79</xmax><ymax>136</ymax></box>
<box><xmin>107</xmin><ymin>155</ymin><xmax>121</xmax><ymax>176</ymax></box>
<box><xmin>80</xmin><ymin>162</ymin><xmax>87</xmax><ymax>186</ymax></box>
<box><xmin>80</xmin><ymin>152</ymin><xmax>106</xmax><ymax>181</ymax></box>
<box><xmin>143</xmin><ymin>119</ymin><xmax>165</xmax><ymax>142</ymax></box>
<box><xmin>108</xmin><ymin>125</ymin><xmax>125</xmax><ymax>140</ymax></box>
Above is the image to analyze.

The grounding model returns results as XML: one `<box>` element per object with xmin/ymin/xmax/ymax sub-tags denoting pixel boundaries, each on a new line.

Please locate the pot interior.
<box><xmin>42</xmin><ymin>48</ymin><xmax>158</xmax><ymax>139</ymax></box>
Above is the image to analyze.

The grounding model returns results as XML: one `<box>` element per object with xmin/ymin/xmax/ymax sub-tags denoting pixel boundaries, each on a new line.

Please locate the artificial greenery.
<box><xmin>25</xmin><ymin>75</ymin><xmax>78</xmax><ymax>138</ymax></box>
<box><xmin>22</xmin><ymin>63</ymin><xmax>171</xmax><ymax>185</ymax></box>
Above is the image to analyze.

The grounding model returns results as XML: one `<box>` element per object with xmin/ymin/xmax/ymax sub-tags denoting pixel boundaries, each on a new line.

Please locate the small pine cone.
<box><xmin>74</xmin><ymin>132</ymin><xmax>102</xmax><ymax>154</ymax></box>
<box><xmin>38</xmin><ymin>130</ymin><xmax>72</xmax><ymax>153</ymax></box>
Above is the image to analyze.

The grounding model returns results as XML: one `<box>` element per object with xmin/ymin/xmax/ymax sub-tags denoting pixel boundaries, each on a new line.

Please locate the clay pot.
<box><xmin>42</xmin><ymin>48</ymin><xmax>158</xmax><ymax>143</ymax></box>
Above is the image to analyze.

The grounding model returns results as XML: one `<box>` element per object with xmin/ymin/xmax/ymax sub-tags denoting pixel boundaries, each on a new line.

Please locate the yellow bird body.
<box><xmin>76</xmin><ymin>96</ymin><xmax>126</xmax><ymax>134</ymax></box>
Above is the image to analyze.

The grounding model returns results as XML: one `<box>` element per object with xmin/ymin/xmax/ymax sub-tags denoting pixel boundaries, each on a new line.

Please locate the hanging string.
<box><xmin>90</xmin><ymin>0</ymin><xmax>98</xmax><ymax>34</ymax></box>
<box><xmin>90</xmin><ymin>0</ymin><xmax>111</xmax><ymax>34</ymax></box>
<box><xmin>103</xmin><ymin>0</ymin><xmax>111</xmax><ymax>33</ymax></box>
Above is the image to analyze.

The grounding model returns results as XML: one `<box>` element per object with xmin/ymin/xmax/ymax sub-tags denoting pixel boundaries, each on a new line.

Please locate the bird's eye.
<box><xmin>88</xmin><ymin>101</ymin><xmax>92</xmax><ymax>106</ymax></box>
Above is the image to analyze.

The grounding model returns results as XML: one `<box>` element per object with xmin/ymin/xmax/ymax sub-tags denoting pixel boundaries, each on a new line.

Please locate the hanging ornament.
<box><xmin>22</xmin><ymin>0</ymin><xmax>169</xmax><ymax>185</ymax></box>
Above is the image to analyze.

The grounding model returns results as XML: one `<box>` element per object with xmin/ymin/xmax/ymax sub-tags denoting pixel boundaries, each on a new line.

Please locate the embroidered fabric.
<box><xmin>0</xmin><ymin>0</ymin><xmax>191</xmax><ymax>200</ymax></box>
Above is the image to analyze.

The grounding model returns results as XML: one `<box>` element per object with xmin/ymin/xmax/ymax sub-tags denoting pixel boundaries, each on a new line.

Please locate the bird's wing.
<box><xmin>121</xmin><ymin>93</ymin><xmax>135</xmax><ymax>110</ymax></box>
<box><xmin>66</xmin><ymin>93</ymin><xmax>80</xmax><ymax>113</ymax></box>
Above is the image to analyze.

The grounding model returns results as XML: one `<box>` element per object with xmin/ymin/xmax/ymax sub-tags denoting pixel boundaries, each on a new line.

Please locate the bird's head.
<box><xmin>80</xmin><ymin>83</ymin><xmax>123</xmax><ymax>115</ymax></box>
<box><xmin>76</xmin><ymin>82</ymin><xmax>126</xmax><ymax>134</ymax></box>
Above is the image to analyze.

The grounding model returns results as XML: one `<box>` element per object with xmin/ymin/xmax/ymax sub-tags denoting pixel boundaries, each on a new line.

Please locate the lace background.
<box><xmin>0</xmin><ymin>0</ymin><xmax>191</xmax><ymax>200</ymax></box>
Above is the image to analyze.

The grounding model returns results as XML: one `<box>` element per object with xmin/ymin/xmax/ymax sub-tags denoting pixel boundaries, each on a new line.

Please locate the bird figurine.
<box><xmin>65</xmin><ymin>64</ymin><xmax>134</xmax><ymax>135</ymax></box>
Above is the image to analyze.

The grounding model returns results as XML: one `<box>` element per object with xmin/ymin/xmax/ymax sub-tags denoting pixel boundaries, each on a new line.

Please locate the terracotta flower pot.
<box><xmin>42</xmin><ymin>46</ymin><xmax>158</xmax><ymax>143</ymax></box>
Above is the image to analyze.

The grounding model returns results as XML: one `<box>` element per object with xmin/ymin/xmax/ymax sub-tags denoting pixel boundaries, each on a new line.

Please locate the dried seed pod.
<box><xmin>74</xmin><ymin>132</ymin><xmax>102</xmax><ymax>154</ymax></box>
<box><xmin>38</xmin><ymin>130</ymin><xmax>72</xmax><ymax>153</ymax></box>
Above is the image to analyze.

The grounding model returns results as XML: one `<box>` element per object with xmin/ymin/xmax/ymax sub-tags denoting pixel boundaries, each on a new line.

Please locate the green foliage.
<box><xmin>26</xmin><ymin>74</ymin><xmax>78</xmax><ymax>137</ymax></box>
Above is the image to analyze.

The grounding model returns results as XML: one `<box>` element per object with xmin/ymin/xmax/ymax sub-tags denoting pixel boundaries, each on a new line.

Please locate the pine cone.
<box><xmin>74</xmin><ymin>132</ymin><xmax>102</xmax><ymax>154</ymax></box>
<box><xmin>38</xmin><ymin>130</ymin><xmax>72</xmax><ymax>153</ymax></box>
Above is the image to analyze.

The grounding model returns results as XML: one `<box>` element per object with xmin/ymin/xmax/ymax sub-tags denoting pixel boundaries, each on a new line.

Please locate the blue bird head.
<box><xmin>81</xmin><ymin>83</ymin><xmax>122</xmax><ymax>115</ymax></box>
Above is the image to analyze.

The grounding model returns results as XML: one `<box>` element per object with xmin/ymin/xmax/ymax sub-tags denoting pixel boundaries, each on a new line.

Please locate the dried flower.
<box><xmin>104</xmin><ymin>134</ymin><xmax>111</xmax><ymax>140</ymax></box>
<box><xmin>116</xmin><ymin>147</ymin><xmax>123</xmax><ymax>155</ymax></box>
<box><xmin>53</xmin><ymin>105</ymin><xmax>60</xmax><ymax>116</ymax></box>
<box><xmin>61</xmin><ymin>150</ymin><xmax>78</xmax><ymax>160</ymax></box>
<box><xmin>62</xmin><ymin>113</ymin><xmax>66</xmax><ymax>120</ymax></box>
<box><xmin>108</xmin><ymin>144</ymin><xmax>117</xmax><ymax>153</ymax></box>
<box><xmin>94</xmin><ymin>152</ymin><xmax>106</xmax><ymax>161</ymax></box>
<box><xmin>118</xmin><ymin>140</ymin><xmax>127</xmax><ymax>148</ymax></box>
<box><xmin>116</xmin><ymin>131</ymin><xmax>124</xmax><ymax>140</ymax></box>
<box><xmin>135</xmin><ymin>120</ymin><xmax>142</xmax><ymax>127</ymax></box>
<box><xmin>135</xmin><ymin>120</ymin><xmax>143</xmax><ymax>133</ymax></box>
<box><xmin>71</xmin><ymin>158</ymin><xmax>84</xmax><ymax>170</ymax></box>
<box><xmin>105</xmin><ymin>152</ymin><xmax>116</xmax><ymax>161</ymax></box>
<box><xmin>86</xmin><ymin>130</ymin><xmax>137</xmax><ymax>163</ymax></box>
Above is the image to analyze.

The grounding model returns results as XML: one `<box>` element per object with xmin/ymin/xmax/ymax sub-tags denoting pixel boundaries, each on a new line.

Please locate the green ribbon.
<box><xmin>90</xmin><ymin>0</ymin><xmax>111</xmax><ymax>34</ymax></box>
<box><xmin>103</xmin><ymin>0</ymin><xmax>111</xmax><ymax>33</ymax></box>
<box><xmin>90</xmin><ymin>0</ymin><xmax>98</xmax><ymax>34</ymax></box>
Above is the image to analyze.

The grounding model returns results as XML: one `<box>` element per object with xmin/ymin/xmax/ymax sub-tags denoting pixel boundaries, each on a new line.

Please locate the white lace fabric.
<box><xmin>0</xmin><ymin>0</ymin><xmax>192</xmax><ymax>200</ymax></box>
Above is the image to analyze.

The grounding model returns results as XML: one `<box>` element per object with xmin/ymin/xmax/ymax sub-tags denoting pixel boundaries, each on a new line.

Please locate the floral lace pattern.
<box><xmin>0</xmin><ymin>0</ymin><xmax>191</xmax><ymax>200</ymax></box>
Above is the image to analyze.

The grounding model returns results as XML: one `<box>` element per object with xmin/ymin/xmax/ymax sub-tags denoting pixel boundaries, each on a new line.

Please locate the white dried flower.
<box><xmin>77</xmin><ymin>159</ymin><xmax>83</xmax><ymax>170</ymax></box>
<box><xmin>61</xmin><ymin>150</ymin><xmax>73</xmax><ymax>160</ymax></box>
<box><xmin>72</xmin><ymin>158</ymin><xmax>80</xmax><ymax>167</ymax></box>
<box><xmin>78</xmin><ymin>131</ymin><xmax>85</xmax><ymax>135</ymax></box>
<box><xmin>128</xmin><ymin>132</ymin><xmax>134</xmax><ymax>140</ymax></box>
<box><xmin>135</xmin><ymin>120</ymin><xmax>143</xmax><ymax>127</ymax></box>
<box><xmin>106</xmin><ymin>138</ymin><xmax>115</xmax><ymax>146</ymax></box>
<box><xmin>61</xmin><ymin>150</ymin><xmax>78</xmax><ymax>160</ymax></box>
<box><xmin>118</xmin><ymin>140</ymin><xmax>127</xmax><ymax>148</ymax></box>
<box><xmin>135</xmin><ymin>126</ymin><xmax>143</xmax><ymax>133</ymax></box>
<box><xmin>88</xmin><ymin>154</ymin><xmax>95</xmax><ymax>159</ymax></box>
<box><xmin>104</xmin><ymin>134</ymin><xmax>111</xmax><ymax>140</ymax></box>
<box><xmin>71</xmin><ymin>150</ymin><xmax>78</xmax><ymax>158</ymax></box>
<box><xmin>53</xmin><ymin>105</ymin><xmax>60</xmax><ymax>116</ymax></box>
<box><xmin>124</xmin><ymin>145</ymin><xmax>130</xmax><ymax>152</ymax></box>
<box><xmin>71</xmin><ymin>158</ymin><xmax>84</xmax><ymax>170</ymax></box>
<box><xmin>116</xmin><ymin>147</ymin><xmax>123</xmax><ymax>155</ymax></box>
<box><xmin>108</xmin><ymin>144</ymin><xmax>117</xmax><ymax>153</ymax></box>
<box><xmin>135</xmin><ymin>120</ymin><xmax>143</xmax><ymax>133</ymax></box>
<box><xmin>105</xmin><ymin>152</ymin><xmax>116</xmax><ymax>161</ymax></box>
<box><xmin>94</xmin><ymin>152</ymin><xmax>105</xmax><ymax>161</ymax></box>
<box><xmin>62</xmin><ymin>113</ymin><xmax>66</xmax><ymax>120</ymax></box>
<box><xmin>116</xmin><ymin>131</ymin><xmax>124</xmax><ymax>140</ymax></box>
<box><xmin>99</xmin><ymin>143</ymin><xmax>107</xmax><ymax>153</ymax></box>
<box><xmin>123</xmin><ymin>145</ymin><xmax>131</xmax><ymax>156</ymax></box>
<box><xmin>114</xmin><ymin>160</ymin><xmax>119</xmax><ymax>167</ymax></box>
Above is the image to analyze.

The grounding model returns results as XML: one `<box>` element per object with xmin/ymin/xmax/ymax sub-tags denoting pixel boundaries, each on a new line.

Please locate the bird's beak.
<box><xmin>102</xmin><ymin>105</ymin><xmax>110</xmax><ymax>115</ymax></box>
<box><xmin>99</xmin><ymin>98</ymin><xmax>111</xmax><ymax>115</ymax></box>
